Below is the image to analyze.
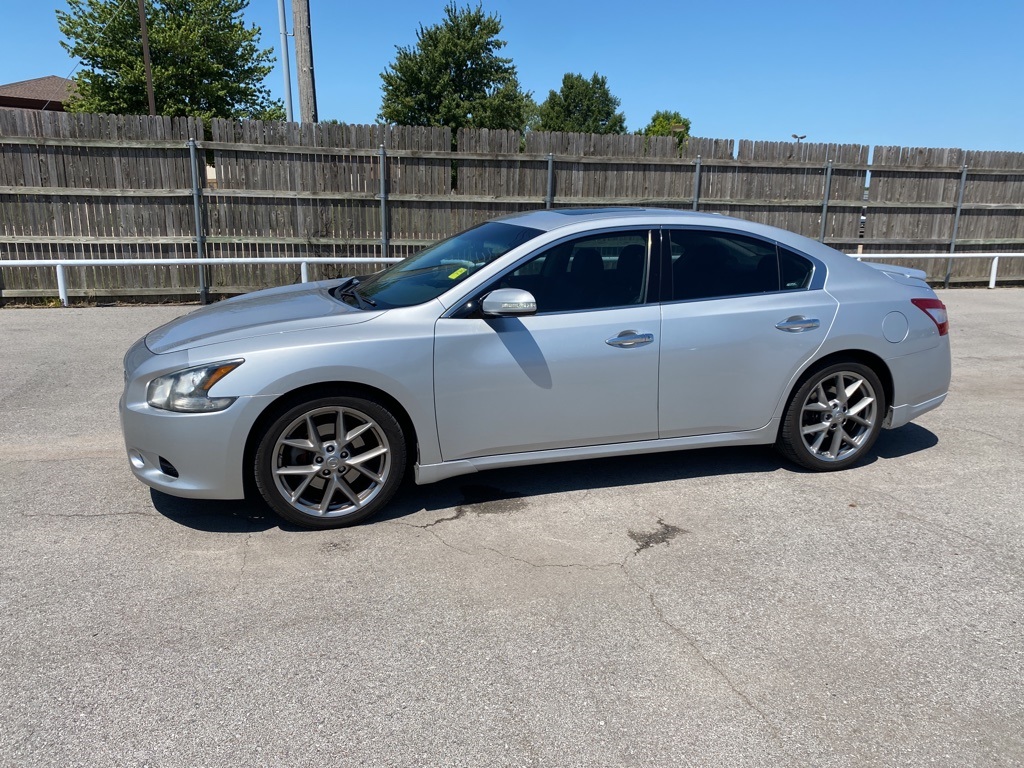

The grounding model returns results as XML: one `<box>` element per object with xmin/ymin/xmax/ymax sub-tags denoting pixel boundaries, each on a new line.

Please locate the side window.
<box><xmin>669</xmin><ymin>230</ymin><xmax>779</xmax><ymax>301</ymax></box>
<box><xmin>497</xmin><ymin>231</ymin><xmax>649</xmax><ymax>313</ymax></box>
<box><xmin>778</xmin><ymin>246</ymin><xmax>814</xmax><ymax>290</ymax></box>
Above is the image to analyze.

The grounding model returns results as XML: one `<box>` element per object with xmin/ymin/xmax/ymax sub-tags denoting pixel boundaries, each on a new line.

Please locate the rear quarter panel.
<box><xmin>803</xmin><ymin>260</ymin><xmax>951</xmax><ymax>413</ymax></box>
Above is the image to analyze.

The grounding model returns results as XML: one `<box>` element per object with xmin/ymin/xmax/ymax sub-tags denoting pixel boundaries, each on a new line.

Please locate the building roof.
<box><xmin>0</xmin><ymin>76</ymin><xmax>75</xmax><ymax>110</ymax></box>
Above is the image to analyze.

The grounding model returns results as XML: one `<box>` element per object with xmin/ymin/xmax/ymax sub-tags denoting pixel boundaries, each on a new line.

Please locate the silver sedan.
<box><xmin>120</xmin><ymin>209</ymin><xmax>951</xmax><ymax>528</ymax></box>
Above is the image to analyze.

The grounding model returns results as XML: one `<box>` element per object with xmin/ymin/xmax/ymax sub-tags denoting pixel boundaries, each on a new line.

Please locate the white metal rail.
<box><xmin>0</xmin><ymin>253</ymin><xmax>1018</xmax><ymax>308</ymax></box>
<box><xmin>0</xmin><ymin>257</ymin><xmax>402</xmax><ymax>307</ymax></box>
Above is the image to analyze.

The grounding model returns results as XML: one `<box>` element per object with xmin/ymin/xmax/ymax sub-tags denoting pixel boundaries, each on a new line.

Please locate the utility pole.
<box><xmin>292</xmin><ymin>0</ymin><xmax>318</xmax><ymax>122</ymax></box>
<box><xmin>137</xmin><ymin>0</ymin><xmax>156</xmax><ymax>115</ymax></box>
<box><xmin>276</xmin><ymin>0</ymin><xmax>294</xmax><ymax>122</ymax></box>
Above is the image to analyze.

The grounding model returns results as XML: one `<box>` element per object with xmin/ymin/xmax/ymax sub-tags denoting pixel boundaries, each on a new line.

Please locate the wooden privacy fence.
<box><xmin>1</xmin><ymin>110</ymin><xmax>1023</xmax><ymax>301</ymax></box>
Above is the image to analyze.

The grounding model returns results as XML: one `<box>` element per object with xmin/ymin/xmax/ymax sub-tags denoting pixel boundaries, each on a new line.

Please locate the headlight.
<box><xmin>147</xmin><ymin>360</ymin><xmax>244</xmax><ymax>413</ymax></box>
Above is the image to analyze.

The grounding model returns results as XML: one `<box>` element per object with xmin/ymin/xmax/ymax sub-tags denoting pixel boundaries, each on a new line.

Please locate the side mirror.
<box><xmin>481</xmin><ymin>288</ymin><xmax>538</xmax><ymax>317</ymax></box>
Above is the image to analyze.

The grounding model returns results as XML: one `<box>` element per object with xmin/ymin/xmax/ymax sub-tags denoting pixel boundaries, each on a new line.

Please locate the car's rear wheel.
<box><xmin>254</xmin><ymin>395</ymin><xmax>407</xmax><ymax>529</ymax></box>
<box><xmin>777</xmin><ymin>362</ymin><xmax>885</xmax><ymax>471</ymax></box>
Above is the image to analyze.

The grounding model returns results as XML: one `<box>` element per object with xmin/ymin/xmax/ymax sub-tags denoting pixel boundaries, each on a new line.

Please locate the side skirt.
<box><xmin>414</xmin><ymin>421</ymin><xmax>779</xmax><ymax>485</ymax></box>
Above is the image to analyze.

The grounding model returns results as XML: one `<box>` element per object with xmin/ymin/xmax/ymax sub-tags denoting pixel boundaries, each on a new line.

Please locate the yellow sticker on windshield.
<box><xmin>448</xmin><ymin>267</ymin><xmax>468</xmax><ymax>279</ymax></box>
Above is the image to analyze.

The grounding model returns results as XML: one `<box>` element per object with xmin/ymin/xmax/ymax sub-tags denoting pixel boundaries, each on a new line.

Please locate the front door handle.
<box><xmin>606</xmin><ymin>330</ymin><xmax>654</xmax><ymax>348</ymax></box>
<box><xmin>775</xmin><ymin>316</ymin><xmax>820</xmax><ymax>333</ymax></box>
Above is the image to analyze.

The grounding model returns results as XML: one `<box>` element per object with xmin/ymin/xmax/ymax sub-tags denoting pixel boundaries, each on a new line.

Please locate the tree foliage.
<box><xmin>379</xmin><ymin>3</ymin><xmax>531</xmax><ymax>132</ymax></box>
<box><xmin>57</xmin><ymin>0</ymin><xmax>283</xmax><ymax>120</ymax></box>
<box><xmin>641</xmin><ymin>110</ymin><xmax>691</xmax><ymax>140</ymax></box>
<box><xmin>536</xmin><ymin>73</ymin><xmax>626</xmax><ymax>134</ymax></box>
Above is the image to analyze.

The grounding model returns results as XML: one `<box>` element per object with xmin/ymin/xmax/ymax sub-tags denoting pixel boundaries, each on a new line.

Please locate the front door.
<box><xmin>433</xmin><ymin>230</ymin><xmax>661</xmax><ymax>461</ymax></box>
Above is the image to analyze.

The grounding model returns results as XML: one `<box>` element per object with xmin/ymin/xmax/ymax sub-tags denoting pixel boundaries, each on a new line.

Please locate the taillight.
<box><xmin>911</xmin><ymin>298</ymin><xmax>949</xmax><ymax>336</ymax></box>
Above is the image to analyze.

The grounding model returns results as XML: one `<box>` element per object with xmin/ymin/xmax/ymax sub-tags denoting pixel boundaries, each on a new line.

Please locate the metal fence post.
<box><xmin>546</xmin><ymin>153</ymin><xmax>554</xmax><ymax>209</ymax></box>
<box><xmin>55</xmin><ymin>264</ymin><xmax>68</xmax><ymax>307</ymax></box>
<box><xmin>819</xmin><ymin>160</ymin><xmax>834</xmax><ymax>243</ymax></box>
<box><xmin>188</xmin><ymin>138</ymin><xmax>209</xmax><ymax>305</ymax></box>
<box><xmin>946</xmin><ymin>163</ymin><xmax>969</xmax><ymax>288</ymax></box>
<box><xmin>378</xmin><ymin>144</ymin><xmax>389</xmax><ymax>260</ymax></box>
<box><xmin>692</xmin><ymin>155</ymin><xmax>702</xmax><ymax>211</ymax></box>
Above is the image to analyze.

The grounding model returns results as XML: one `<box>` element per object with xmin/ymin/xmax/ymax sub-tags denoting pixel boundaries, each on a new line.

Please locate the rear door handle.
<box><xmin>775</xmin><ymin>316</ymin><xmax>820</xmax><ymax>333</ymax></box>
<box><xmin>606</xmin><ymin>330</ymin><xmax>654</xmax><ymax>348</ymax></box>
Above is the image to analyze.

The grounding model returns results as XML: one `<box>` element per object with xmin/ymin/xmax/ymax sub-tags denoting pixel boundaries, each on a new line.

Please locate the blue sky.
<box><xmin>2</xmin><ymin>0</ymin><xmax>1021</xmax><ymax>151</ymax></box>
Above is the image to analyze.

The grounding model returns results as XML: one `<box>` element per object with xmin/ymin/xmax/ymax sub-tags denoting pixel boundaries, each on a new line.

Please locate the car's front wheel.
<box><xmin>777</xmin><ymin>362</ymin><xmax>885</xmax><ymax>471</ymax></box>
<box><xmin>254</xmin><ymin>395</ymin><xmax>407</xmax><ymax>528</ymax></box>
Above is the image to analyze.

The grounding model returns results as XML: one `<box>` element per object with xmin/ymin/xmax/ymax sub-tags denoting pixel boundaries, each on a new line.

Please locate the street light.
<box><xmin>791</xmin><ymin>133</ymin><xmax>806</xmax><ymax>143</ymax></box>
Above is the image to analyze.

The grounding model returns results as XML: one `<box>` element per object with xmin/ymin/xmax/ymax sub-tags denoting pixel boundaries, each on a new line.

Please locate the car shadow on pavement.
<box><xmin>871</xmin><ymin>421</ymin><xmax>939</xmax><ymax>459</ymax></box>
<box><xmin>149</xmin><ymin>491</ymin><xmax>280</xmax><ymax>533</ymax></box>
<box><xmin>148</xmin><ymin>423</ymin><xmax>938</xmax><ymax>533</ymax></box>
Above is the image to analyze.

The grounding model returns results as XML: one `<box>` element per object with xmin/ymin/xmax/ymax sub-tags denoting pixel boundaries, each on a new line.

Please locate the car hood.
<box><xmin>145</xmin><ymin>280</ymin><xmax>380</xmax><ymax>354</ymax></box>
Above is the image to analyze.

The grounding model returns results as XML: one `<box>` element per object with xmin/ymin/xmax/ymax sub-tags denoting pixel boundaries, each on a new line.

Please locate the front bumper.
<box><xmin>119</xmin><ymin>392</ymin><xmax>273</xmax><ymax>500</ymax></box>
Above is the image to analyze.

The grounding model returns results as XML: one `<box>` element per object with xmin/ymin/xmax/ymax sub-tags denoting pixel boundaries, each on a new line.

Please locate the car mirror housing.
<box><xmin>481</xmin><ymin>288</ymin><xmax>538</xmax><ymax>317</ymax></box>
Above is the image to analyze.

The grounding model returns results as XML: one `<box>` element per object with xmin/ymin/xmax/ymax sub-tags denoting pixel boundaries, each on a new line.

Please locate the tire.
<box><xmin>777</xmin><ymin>362</ymin><xmax>886</xmax><ymax>471</ymax></box>
<box><xmin>254</xmin><ymin>395</ymin><xmax>407</xmax><ymax>529</ymax></box>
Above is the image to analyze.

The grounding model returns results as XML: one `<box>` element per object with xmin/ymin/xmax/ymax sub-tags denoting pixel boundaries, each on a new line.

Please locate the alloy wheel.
<box><xmin>798</xmin><ymin>371</ymin><xmax>878</xmax><ymax>463</ymax></box>
<box><xmin>271</xmin><ymin>405</ymin><xmax>392</xmax><ymax>518</ymax></box>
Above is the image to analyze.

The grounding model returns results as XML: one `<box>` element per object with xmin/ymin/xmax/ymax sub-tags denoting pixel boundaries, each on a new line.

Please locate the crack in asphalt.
<box><xmin>413</xmin><ymin>484</ymin><xmax>528</xmax><ymax>529</ymax></box>
<box><xmin>895</xmin><ymin>510</ymin><xmax>1006</xmax><ymax>559</ymax></box>
<box><xmin>18</xmin><ymin>511</ymin><xmax>154</xmax><ymax>519</ymax></box>
<box><xmin>847</xmin><ymin>481</ymin><xmax>1008</xmax><ymax>560</ymax></box>
<box><xmin>393</xmin><ymin>520</ymin><xmax>625</xmax><ymax>571</ymax></box>
<box><xmin>477</xmin><ymin>544</ymin><xmax>625</xmax><ymax>571</ymax></box>
<box><xmin>621</xmin><ymin>565</ymin><xmax>789</xmax><ymax>750</ymax></box>
<box><xmin>944</xmin><ymin>422</ymin><xmax>1024</xmax><ymax>449</ymax></box>
<box><xmin>236</xmin><ymin>532</ymin><xmax>254</xmax><ymax>587</ymax></box>
<box><xmin>416</xmin><ymin>507</ymin><xmax>470</xmax><ymax>528</ymax></box>
<box><xmin>402</xmin><ymin>509</ymin><xmax>788</xmax><ymax>750</ymax></box>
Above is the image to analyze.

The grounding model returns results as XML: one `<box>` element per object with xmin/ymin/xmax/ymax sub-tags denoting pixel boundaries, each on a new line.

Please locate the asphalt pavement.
<box><xmin>1</xmin><ymin>289</ymin><xmax>1022</xmax><ymax>767</ymax></box>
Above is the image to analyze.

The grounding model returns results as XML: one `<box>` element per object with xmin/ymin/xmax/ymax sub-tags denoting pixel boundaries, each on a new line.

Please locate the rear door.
<box><xmin>658</xmin><ymin>229</ymin><xmax>838</xmax><ymax>438</ymax></box>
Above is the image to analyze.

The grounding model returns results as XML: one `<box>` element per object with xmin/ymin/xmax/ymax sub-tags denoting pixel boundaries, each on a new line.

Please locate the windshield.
<box><xmin>350</xmin><ymin>221</ymin><xmax>543</xmax><ymax>309</ymax></box>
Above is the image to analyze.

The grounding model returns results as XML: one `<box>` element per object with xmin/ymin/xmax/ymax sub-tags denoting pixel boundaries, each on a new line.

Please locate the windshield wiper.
<box><xmin>337</xmin><ymin>279</ymin><xmax>376</xmax><ymax>309</ymax></box>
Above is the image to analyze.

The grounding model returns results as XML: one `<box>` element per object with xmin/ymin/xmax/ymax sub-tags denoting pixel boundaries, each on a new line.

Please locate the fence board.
<box><xmin>2</xmin><ymin>111</ymin><xmax>1022</xmax><ymax>300</ymax></box>
<box><xmin>0</xmin><ymin>111</ymin><xmax>201</xmax><ymax>298</ymax></box>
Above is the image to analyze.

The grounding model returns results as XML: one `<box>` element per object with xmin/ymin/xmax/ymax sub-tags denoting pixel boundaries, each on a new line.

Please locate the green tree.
<box><xmin>57</xmin><ymin>0</ymin><xmax>283</xmax><ymax>120</ymax></box>
<box><xmin>641</xmin><ymin>110</ymin><xmax>691</xmax><ymax>140</ymax></box>
<box><xmin>379</xmin><ymin>3</ymin><xmax>531</xmax><ymax>131</ymax></box>
<box><xmin>536</xmin><ymin>73</ymin><xmax>626</xmax><ymax>134</ymax></box>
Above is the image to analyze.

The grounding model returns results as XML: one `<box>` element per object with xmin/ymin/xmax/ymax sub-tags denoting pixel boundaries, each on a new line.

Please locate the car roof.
<box><xmin>496</xmin><ymin>207</ymin><xmax>725</xmax><ymax>232</ymax></box>
<box><xmin>495</xmin><ymin>207</ymin><xmax>854</xmax><ymax>268</ymax></box>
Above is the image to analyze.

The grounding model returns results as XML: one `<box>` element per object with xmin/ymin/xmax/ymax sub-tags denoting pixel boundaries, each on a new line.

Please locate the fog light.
<box><xmin>129</xmin><ymin>450</ymin><xmax>145</xmax><ymax>470</ymax></box>
<box><xmin>158</xmin><ymin>457</ymin><xmax>180</xmax><ymax>478</ymax></box>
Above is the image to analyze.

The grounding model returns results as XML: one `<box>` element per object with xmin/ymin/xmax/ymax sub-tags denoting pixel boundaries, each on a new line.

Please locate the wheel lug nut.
<box><xmin>321</xmin><ymin>469</ymin><xmax>330</xmax><ymax>477</ymax></box>
<box><xmin>326</xmin><ymin>445</ymin><xmax>334</xmax><ymax>453</ymax></box>
<box><xmin>315</xmin><ymin>457</ymin><xmax>324</xmax><ymax>464</ymax></box>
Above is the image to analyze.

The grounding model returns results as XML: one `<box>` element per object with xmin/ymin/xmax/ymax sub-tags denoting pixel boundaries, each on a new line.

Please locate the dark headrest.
<box><xmin>570</xmin><ymin>248</ymin><xmax>604</xmax><ymax>276</ymax></box>
<box><xmin>617</xmin><ymin>244</ymin><xmax>645</xmax><ymax>273</ymax></box>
